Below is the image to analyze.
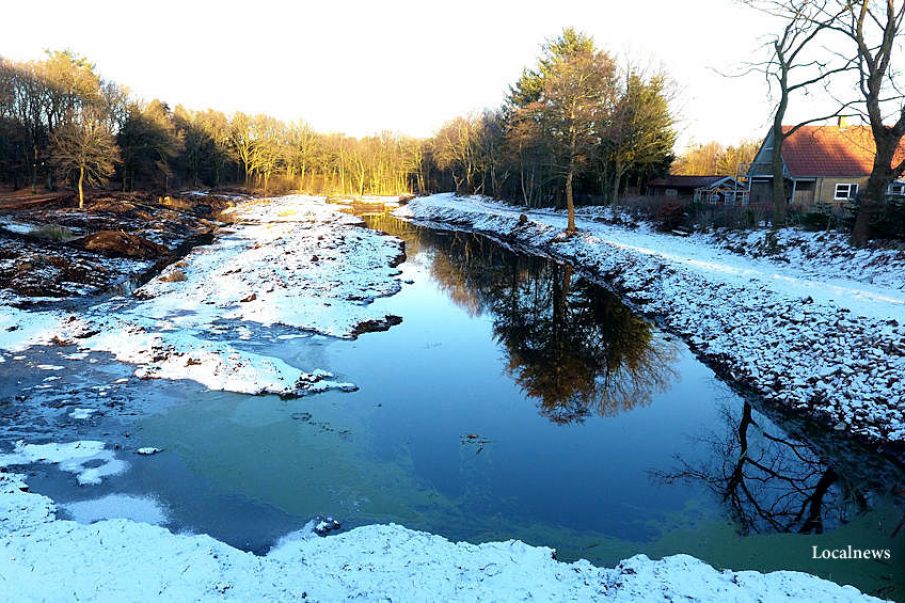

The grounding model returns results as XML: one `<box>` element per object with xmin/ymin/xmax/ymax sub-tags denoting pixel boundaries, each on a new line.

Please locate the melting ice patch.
<box><xmin>69</xmin><ymin>408</ymin><xmax>98</xmax><ymax>420</ymax></box>
<box><xmin>0</xmin><ymin>307</ymin><xmax>65</xmax><ymax>353</ymax></box>
<box><xmin>63</xmin><ymin>494</ymin><xmax>169</xmax><ymax>526</ymax></box>
<box><xmin>0</xmin><ymin>441</ymin><xmax>127</xmax><ymax>486</ymax></box>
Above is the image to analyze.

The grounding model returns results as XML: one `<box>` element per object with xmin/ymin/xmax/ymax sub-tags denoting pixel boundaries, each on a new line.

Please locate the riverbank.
<box><xmin>0</xmin><ymin>194</ymin><xmax>892</xmax><ymax>601</ymax></box>
<box><xmin>0</xmin><ymin>458</ymin><xmax>882</xmax><ymax>601</ymax></box>
<box><xmin>0</xmin><ymin>191</ymin><xmax>240</xmax><ymax>303</ymax></box>
<box><xmin>396</xmin><ymin>194</ymin><xmax>905</xmax><ymax>447</ymax></box>
<box><xmin>1</xmin><ymin>195</ymin><xmax>405</xmax><ymax>395</ymax></box>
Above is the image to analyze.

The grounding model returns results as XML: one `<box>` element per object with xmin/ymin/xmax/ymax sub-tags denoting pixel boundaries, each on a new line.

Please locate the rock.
<box><xmin>314</xmin><ymin>517</ymin><xmax>341</xmax><ymax>535</ymax></box>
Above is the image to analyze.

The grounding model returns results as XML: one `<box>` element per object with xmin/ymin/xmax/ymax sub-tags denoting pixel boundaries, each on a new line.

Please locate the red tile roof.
<box><xmin>780</xmin><ymin>125</ymin><xmax>905</xmax><ymax>177</ymax></box>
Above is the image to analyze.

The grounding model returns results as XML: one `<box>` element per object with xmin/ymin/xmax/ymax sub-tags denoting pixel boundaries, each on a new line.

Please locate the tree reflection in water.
<box><xmin>362</xmin><ymin>212</ymin><xmax>678</xmax><ymax>424</ymax></box>
<box><xmin>361</xmin><ymin>211</ymin><xmax>905</xmax><ymax>545</ymax></box>
<box><xmin>656</xmin><ymin>400</ymin><xmax>905</xmax><ymax>536</ymax></box>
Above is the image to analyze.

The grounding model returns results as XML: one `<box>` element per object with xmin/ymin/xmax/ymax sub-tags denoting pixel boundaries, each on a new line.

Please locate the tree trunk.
<box><xmin>78</xmin><ymin>165</ymin><xmax>85</xmax><ymax>210</ymax></box>
<box><xmin>851</xmin><ymin>137</ymin><xmax>895</xmax><ymax>246</ymax></box>
<box><xmin>31</xmin><ymin>145</ymin><xmax>39</xmax><ymax>194</ymax></box>
<box><xmin>612</xmin><ymin>167</ymin><xmax>622</xmax><ymax>205</ymax></box>
<box><xmin>565</xmin><ymin>166</ymin><xmax>576</xmax><ymax>235</ymax></box>
<box><xmin>798</xmin><ymin>469</ymin><xmax>837</xmax><ymax>534</ymax></box>
<box><xmin>770</xmin><ymin>121</ymin><xmax>787</xmax><ymax>228</ymax></box>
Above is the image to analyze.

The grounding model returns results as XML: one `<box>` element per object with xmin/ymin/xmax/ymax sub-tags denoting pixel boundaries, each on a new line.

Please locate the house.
<box><xmin>647</xmin><ymin>175</ymin><xmax>748</xmax><ymax>205</ymax></box>
<box><xmin>747</xmin><ymin>122</ymin><xmax>905</xmax><ymax>207</ymax></box>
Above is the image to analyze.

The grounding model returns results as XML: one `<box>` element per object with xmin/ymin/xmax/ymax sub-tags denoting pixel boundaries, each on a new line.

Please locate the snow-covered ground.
<box><xmin>0</xmin><ymin>194</ymin><xmax>891</xmax><ymax>601</ymax></box>
<box><xmin>0</xmin><ymin>449</ymin><xmax>883</xmax><ymax>602</ymax></box>
<box><xmin>398</xmin><ymin>194</ymin><xmax>905</xmax><ymax>443</ymax></box>
<box><xmin>0</xmin><ymin>195</ymin><xmax>404</xmax><ymax>396</ymax></box>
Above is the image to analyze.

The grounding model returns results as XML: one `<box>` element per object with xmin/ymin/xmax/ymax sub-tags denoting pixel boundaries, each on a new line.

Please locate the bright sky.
<box><xmin>3</xmin><ymin>0</ymin><xmax>825</xmax><ymax>150</ymax></box>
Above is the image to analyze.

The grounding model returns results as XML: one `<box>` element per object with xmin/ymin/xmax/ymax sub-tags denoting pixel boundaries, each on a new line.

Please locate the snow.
<box><xmin>0</xmin><ymin>440</ymin><xmax>127</xmax><ymax>486</ymax></box>
<box><xmin>0</xmin><ymin>195</ymin><xmax>405</xmax><ymax>397</ymax></box>
<box><xmin>700</xmin><ymin>226</ymin><xmax>905</xmax><ymax>291</ymax></box>
<box><xmin>134</xmin><ymin>198</ymin><xmax>403</xmax><ymax>337</ymax></box>
<box><xmin>83</xmin><ymin>327</ymin><xmax>357</xmax><ymax>397</ymax></box>
<box><xmin>0</xmin><ymin>472</ymin><xmax>55</xmax><ymax>537</ymax></box>
<box><xmin>399</xmin><ymin>194</ymin><xmax>905</xmax><ymax>443</ymax></box>
<box><xmin>0</xmin><ymin>305</ymin><xmax>66</xmax><ymax>353</ymax></box>
<box><xmin>0</xmin><ymin>462</ymin><xmax>883</xmax><ymax>602</ymax></box>
<box><xmin>69</xmin><ymin>408</ymin><xmax>98</xmax><ymax>420</ymax></box>
<box><xmin>0</xmin><ymin>193</ymin><xmax>889</xmax><ymax>600</ymax></box>
<box><xmin>137</xmin><ymin>447</ymin><xmax>161</xmax><ymax>455</ymax></box>
<box><xmin>63</xmin><ymin>494</ymin><xmax>169</xmax><ymax>526</ymax></box>
<box><xmin>67</xmin><ymin>195</ymin><xmax>404</xmax><ymax>395</ymax></box>
<box><xmin>268</xmin><ymin>520</ymin><xmax>319</xmax><ymax>553</ymax></box>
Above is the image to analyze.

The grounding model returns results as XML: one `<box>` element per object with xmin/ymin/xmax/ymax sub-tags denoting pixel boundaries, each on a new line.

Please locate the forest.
<box><xmin>0</xmin><ymin>29</ymin><xmax>675</xmax><ymax>218</ymax></box>
<box><xmin>3</xmin><ymin>7</ymin><xmax>905</xmax><ymax>244</ymax></box>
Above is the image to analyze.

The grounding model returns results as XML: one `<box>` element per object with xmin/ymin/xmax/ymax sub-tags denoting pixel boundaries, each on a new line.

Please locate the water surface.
<box><xmin>4</xmin><ymin>211</ymin><xmax>903</xmax><ymax>600</ymax></box>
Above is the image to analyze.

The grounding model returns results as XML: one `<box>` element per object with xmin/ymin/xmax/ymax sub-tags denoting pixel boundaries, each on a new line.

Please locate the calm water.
<box><xmin>4</xmin><ymin>212</ymin><xmax>904</xmax><ymax>599</ymax></box>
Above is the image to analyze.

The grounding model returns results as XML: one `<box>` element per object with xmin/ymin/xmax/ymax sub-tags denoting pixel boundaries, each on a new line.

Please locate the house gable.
<box><xmin>748</xmin><ymin>129</ymin><xmax>787</xmax><ymax>178</ymax></box>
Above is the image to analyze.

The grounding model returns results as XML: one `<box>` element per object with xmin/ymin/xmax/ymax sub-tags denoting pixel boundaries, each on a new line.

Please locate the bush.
<box><xmin>653</xmin><ymin>199</ymin><xmax>685</xmax><ymax>231</ymax></box>
<box><xmin>870</xmin><ymin>197</ymin><xmax>905</xmax><ymax>240</ymax></box>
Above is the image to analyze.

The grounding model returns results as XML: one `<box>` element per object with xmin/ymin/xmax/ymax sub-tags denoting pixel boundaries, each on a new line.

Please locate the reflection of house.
<box><xmin>648</xmin><ymin>175</ymin><xmax>747</xmax><ymax>204</ymax></box>
<box><xmin>747</xmin><ymin>123</ymin><xmax>905</xmax><ymax>207</ymax></box>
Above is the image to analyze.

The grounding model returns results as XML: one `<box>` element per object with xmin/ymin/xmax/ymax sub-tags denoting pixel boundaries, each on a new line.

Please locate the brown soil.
<box><xmin>0</xmin><ymin>188</ymin><xmax>239</xmax><ymax>300</ymax></box>
<box><xmin>158</xmin><ymin>270</ymin><xmax>187</xmax><ymax>283</ymax></box>
<box><xmin>82</xmin><ymin>231</ymin><xmax>169</xmax><ymax>259</ymax></box>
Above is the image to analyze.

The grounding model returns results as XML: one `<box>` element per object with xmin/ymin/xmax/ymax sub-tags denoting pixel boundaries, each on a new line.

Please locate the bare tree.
<box><xmin>50</xmin><ymin>116</ymin><xmax>119</xmax><ymax>209</ymax></box>
<box><xmin>822</xmin><ymin>0</ymin><xmax>905</xmax><ymax>245</ymax></box>
<box><xmin>433</xmin><ymin>115</ymin><xmax>484</xmax><ymax>194</ymax></box>
<box><xmin>672</xmin><ymin>140</ymin><xmax>761</xmax><ymax>175</ymax></box>
<box><xmin>229</xmin><ymin>111</ymin><xmax>255</xmax><ymax>185</ymax></box>
<box><xmin>742</xmin><ymin>0</ymin><xmax>854</xmax><ymax>227</ymax></box>
<box><xmin>248</xmin><ymin>114</ymin><xmax>285</xmax><ymax>194</ymax></box>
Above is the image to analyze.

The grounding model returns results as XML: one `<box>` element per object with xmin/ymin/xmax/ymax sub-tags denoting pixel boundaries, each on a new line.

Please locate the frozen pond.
<box><xmin>2</xmin><ymin>210</ymin><xmax>903</xmax><ymax>600</ymax></box>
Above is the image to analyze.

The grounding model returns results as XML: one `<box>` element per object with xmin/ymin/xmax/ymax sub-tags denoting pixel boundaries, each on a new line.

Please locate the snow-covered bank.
<box><xmin>0</xmin><ymin>459</ymin><xmax>882</xmax><ymax>602</ymax></box>
<box><xmin>1</xmin><ymin>195</ymin><xmax>405</xmax><ymax>396</ymax></box>
<box><xmin>0</xmin><ymin>193</ymin><xmax>892</xmax><ymax>601</ymax></box>
<box><xmin>398</xmin><ymin>194</ymin><xmax>905</xmax><ymax>444</ymax></box>
<box><xmin>0</xmin><ymin>305</ymin><xmax>66</xmax><ymax>357</ymax></box>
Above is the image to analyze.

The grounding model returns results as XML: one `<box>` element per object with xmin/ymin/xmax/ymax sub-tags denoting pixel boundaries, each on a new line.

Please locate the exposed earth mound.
<box><xmin>81</xmin><ymin>230</ymin><xmax>169</xmax><ymax>259</ymax></box>
<box><xmin>0</xmin><ymin>190</ymin><xmax>234</xmax><ymax>300</ymax></box>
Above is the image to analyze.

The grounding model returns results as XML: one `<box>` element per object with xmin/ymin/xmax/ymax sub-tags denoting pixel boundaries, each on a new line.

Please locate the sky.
<box><xmin>2</xmin><ymin>0</ymin><xmax>830</xmax><ymax>150</ymax></box>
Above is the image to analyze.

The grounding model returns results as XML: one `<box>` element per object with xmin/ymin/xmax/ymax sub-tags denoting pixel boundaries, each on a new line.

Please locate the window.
<box><xmin>834</xmin><ymin>183</ymin><xmax>859</xmax><ymax>201</ymax></box>
<box><xmin>888</xmin><ymin>182</ymin><xmax>905</xmax><ymax>196</ymax></box>
<box><xmin>665</xmin><ymin>188</ymin><xmax>678</xmax><ymax>197</ymax></box>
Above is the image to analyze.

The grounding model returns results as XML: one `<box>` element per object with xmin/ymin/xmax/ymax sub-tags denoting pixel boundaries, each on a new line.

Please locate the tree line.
<box><xmin>428</xmin><ymin>28</ymin><xmax>676</xmax><ymax>233</ymax></box>
<box><xmin>671</xmin><ymin>140</ymin><xmax>761</xmax><ymax>176</ymax></box>
<box><xmin>0</xmin><ymin>29</ymin><xmax>676</xmax><ymax>232</ymax></box>
<box><xmin>0</xmin><ymin>50</ymin><xmax>426</xmax><ymax>205</ymax></box>
<box><xmin>9</xmin><ymin>14</ymin><xmax>897</xmax><ymax>245</ymax></box>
